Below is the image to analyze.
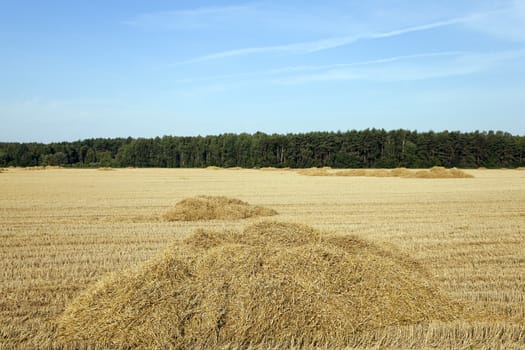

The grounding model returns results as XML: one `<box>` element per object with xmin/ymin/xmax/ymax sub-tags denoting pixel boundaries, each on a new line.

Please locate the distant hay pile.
<box><xmin>259</xmin><ymin>167</ymin><xmax>279</xmax><ymax>171</ymax></box>
<box><xmin>298</xmin><ymin>166</ymin><xmax>473</xmax><ymax>178</ymax></box>
<box><xmin>411</xmin><ymin>166</ymin><xmax>473</xmax><ymax>178</ymax></box>
<box><xmin>20</xmin><ymin>166</ymin><xmax>64</xmax><ymax>171</ymax></box>
<box><xmin>97</xmin><ymin>167</ymin><xmax>115</xmax><ymax>171</ymax></box>
<box><xmin>297</xmin><ymin>168</ymin><xmax>333</xmax><ymax>176</ymax></box>
<box><xmin>55</xmin><ymin>222</ymin><xmax>462</xmax><ymax>349</ymax></box>
<box><xmin>162</xmin><ymin>196</ymin><xmax>278</xmax><ymax>221</ymax></box>
<box><xmin>21</xmin><ymin>166</ymin><xmax>47</xmax><ymax>171</ymax></box>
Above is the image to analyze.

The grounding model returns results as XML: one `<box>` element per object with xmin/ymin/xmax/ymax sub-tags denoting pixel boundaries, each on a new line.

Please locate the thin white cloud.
<box><xmin>123</xmin><ymin>4</ymin><xmax>258</xmax><ymax>31</ymax></box>
<box><xmin>463</xmin><ymin>0</ymin><xmax>525</xmax><ymax>41</ymax></box>
<box><xmin>124</xmin><ymin>3</ymin><xmax>365</xmax><ymax>36</ymax></box>
<box><xmin>277</xmin><ymin>49</ymin><xmax>525</xmax><ymax>84</ymax></box>
<box><xmin>174</xmin><ymin>51</ymin><xmax>467</xmax><ymax>84</ymax></box>
<box><xmin>267</xmin><ymin>51</ymin><xmax>468</xmax><ymax>74</ymax></box>
<box><xmin>176</xmin><ymin>16</ymin><xmax>473</xmax><ymax>64</ymax></box>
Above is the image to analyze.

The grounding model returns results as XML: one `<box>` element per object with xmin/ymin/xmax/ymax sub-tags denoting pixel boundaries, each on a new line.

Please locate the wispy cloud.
<box><xmin>277</xmin><ymin>49</ymin><xmax>525</xmax><ymax>84</ymax></box>
<box><xmin>267</xmin><ymin>51</ymin><xmax>468</xmax><ymax>74</ymax></box>
<box><xmin>172</xmin><ymin>50</ymin><xmax>525</xmax><ymax>86</ymax></box>
<box><xmin>173</xmin><ymin>51</ymin><xmax>467</xmax><ymax>84</ymax></box>
<box><xmin>175</xmin><ymin>16</ymin><xmax>474</xmax><ymax>64</ymax></box>
<box><xmin>123</xmin><ymin>4</ymin><xmax>258</xmax><ymax>31</ymax></box>
<box><xmin>138</xmin><ymin>1</ymin><xmax>525</xmax><ymax>65</ymax></box>
<box><xmin>463</xmin><ymin>0</ymin><xmax>525</xmax><ymax>41</ymax></box>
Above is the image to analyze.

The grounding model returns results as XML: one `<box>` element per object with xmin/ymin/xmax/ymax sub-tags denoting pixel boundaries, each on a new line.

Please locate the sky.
<box><xmin>1</xmin><ymin>0</ymin><xmax>524</xmax><ymax>142</ymax></box>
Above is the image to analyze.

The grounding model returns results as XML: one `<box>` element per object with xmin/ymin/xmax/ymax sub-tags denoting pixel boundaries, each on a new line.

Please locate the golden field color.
<box><xmin>0</xmin><ymin>168</ymin><xmax>524</xmax><ymax>349</ymax></box>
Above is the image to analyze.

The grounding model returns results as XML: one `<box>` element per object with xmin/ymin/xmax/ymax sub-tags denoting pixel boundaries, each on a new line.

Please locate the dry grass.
<box><xmin>517</xmin><ymin>167</ymin><xmax>525</xmax><ymax>171</ymax></box>
<box><xmin>162</xmin><ymin>196</ymin><xmax>278</xmax><ymax>221</ymax></box>
<box><xmin>0</xmin><ymin>168</ymin><xmax>524</xmax><ymax>349</ymax></box>
<box><xmin>55</xmin><ymin>221</ymin><xmax>461</xmax><ymax>349</ymax></box>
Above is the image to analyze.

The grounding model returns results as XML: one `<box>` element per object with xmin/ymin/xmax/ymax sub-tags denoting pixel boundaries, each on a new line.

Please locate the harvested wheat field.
<box><xmin>1</xmin><ymin>168</ymin><xmax>524</xmax><ymax>349</ymax></box>
<box><xmin>162</xmin><ymin>195</ymin><xmax>277</xmax><ymax>221</ymax></box>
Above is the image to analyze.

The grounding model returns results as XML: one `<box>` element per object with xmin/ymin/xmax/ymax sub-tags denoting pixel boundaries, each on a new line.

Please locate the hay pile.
<box><xmin>335</xmin><ymin>169</ymin><xmax>389</xmax><ymax>177</ymax></box>
<box><xmin>163</xmin><ymin>196</ymin><xmax>277</xmax><ymax>221</ymax></box>
<box><xmin>20</xmin><ymin>166</ymin><xmax>64</xmax><ymax>171</ymax></box>
<box><xmin>97</xmin><ymin>167</ymin><xmax>115</xmax><ymax>171</ymax></box>
<box><xmin>259</xmin><ymin>167</ymin><xmax>279</xmax><ymax>171</ymax></box>
<box><xmin>21</xmin><ymin>166</ymin><xmax>47</xmax><ymax>170</ymax></box>
<box><xmin>55</xmin><ymin>222</ymin><xmax>462</xmax><ymax>349</ymax></box>
<box><xmin>298</xmin><ymin>167</ymin><xmax>473</xmax><ymax>178</ymax></box>
<box><xmin>410</xmin><ymin>166</ymin><xmax>473</xmax><ymax>178</ymax></box>
<box><xmin>296</xmin><ymin>168</ymin><xmax>333</xmax><ymax>176</ymax></box>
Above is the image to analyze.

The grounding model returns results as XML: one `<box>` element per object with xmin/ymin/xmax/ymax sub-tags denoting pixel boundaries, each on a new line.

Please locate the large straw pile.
<box><xmin>55</xmin><ymin>222</ymin><xmax>462</xmax><ymax>349</ymax></box>
<box><xmin>162</xmin><ymin>196</ymin><xmax>278</xmax><ymax>221</ymax></box>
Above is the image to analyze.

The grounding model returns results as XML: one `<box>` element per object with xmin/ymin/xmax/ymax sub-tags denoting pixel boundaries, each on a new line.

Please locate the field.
<box><xmin>1</xmin><ymin>168</ymin><xmax>524</xmax><ymax>349</ymax></box>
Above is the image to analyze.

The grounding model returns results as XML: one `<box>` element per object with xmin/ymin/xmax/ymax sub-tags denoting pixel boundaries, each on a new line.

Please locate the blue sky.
<box><xmin>1</xmin><ymin>0</ymin><xmax>524</xmax><ymax>142</ymax></box>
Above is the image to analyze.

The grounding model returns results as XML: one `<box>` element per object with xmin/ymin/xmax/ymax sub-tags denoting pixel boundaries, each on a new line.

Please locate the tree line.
<box><xmin>1</xmin><ymin>129</ymin><xmax>524</xmax><ymax>169</ymax></box>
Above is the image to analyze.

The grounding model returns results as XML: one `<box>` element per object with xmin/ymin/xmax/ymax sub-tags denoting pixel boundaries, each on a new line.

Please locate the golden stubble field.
<box><xmin>0</xmin><ymin>168</ymin><xmax>524</xmax><ymax>349</ymax></box>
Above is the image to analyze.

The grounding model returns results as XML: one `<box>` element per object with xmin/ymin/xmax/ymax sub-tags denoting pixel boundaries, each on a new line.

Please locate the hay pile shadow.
<box><xmin>55</xmin><ymin>222</ymin><xmax>462</xmax><ymax>349</ymax></box>
<box><xmin>163</xmin><ymin>196</ymin><xmax>278</xmax><ymax>221</ymax></box>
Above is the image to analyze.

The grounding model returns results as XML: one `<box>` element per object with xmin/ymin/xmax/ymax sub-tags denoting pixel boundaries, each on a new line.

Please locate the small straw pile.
<box><xmin>162</xmin><ymin>196</ymin><xmax>278</xmax><ymax>221</ymax></box>
<box><xmin>55</xmin><ymin>221</ymin><xmax>462</xmax><ymax>349</ymax></box>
